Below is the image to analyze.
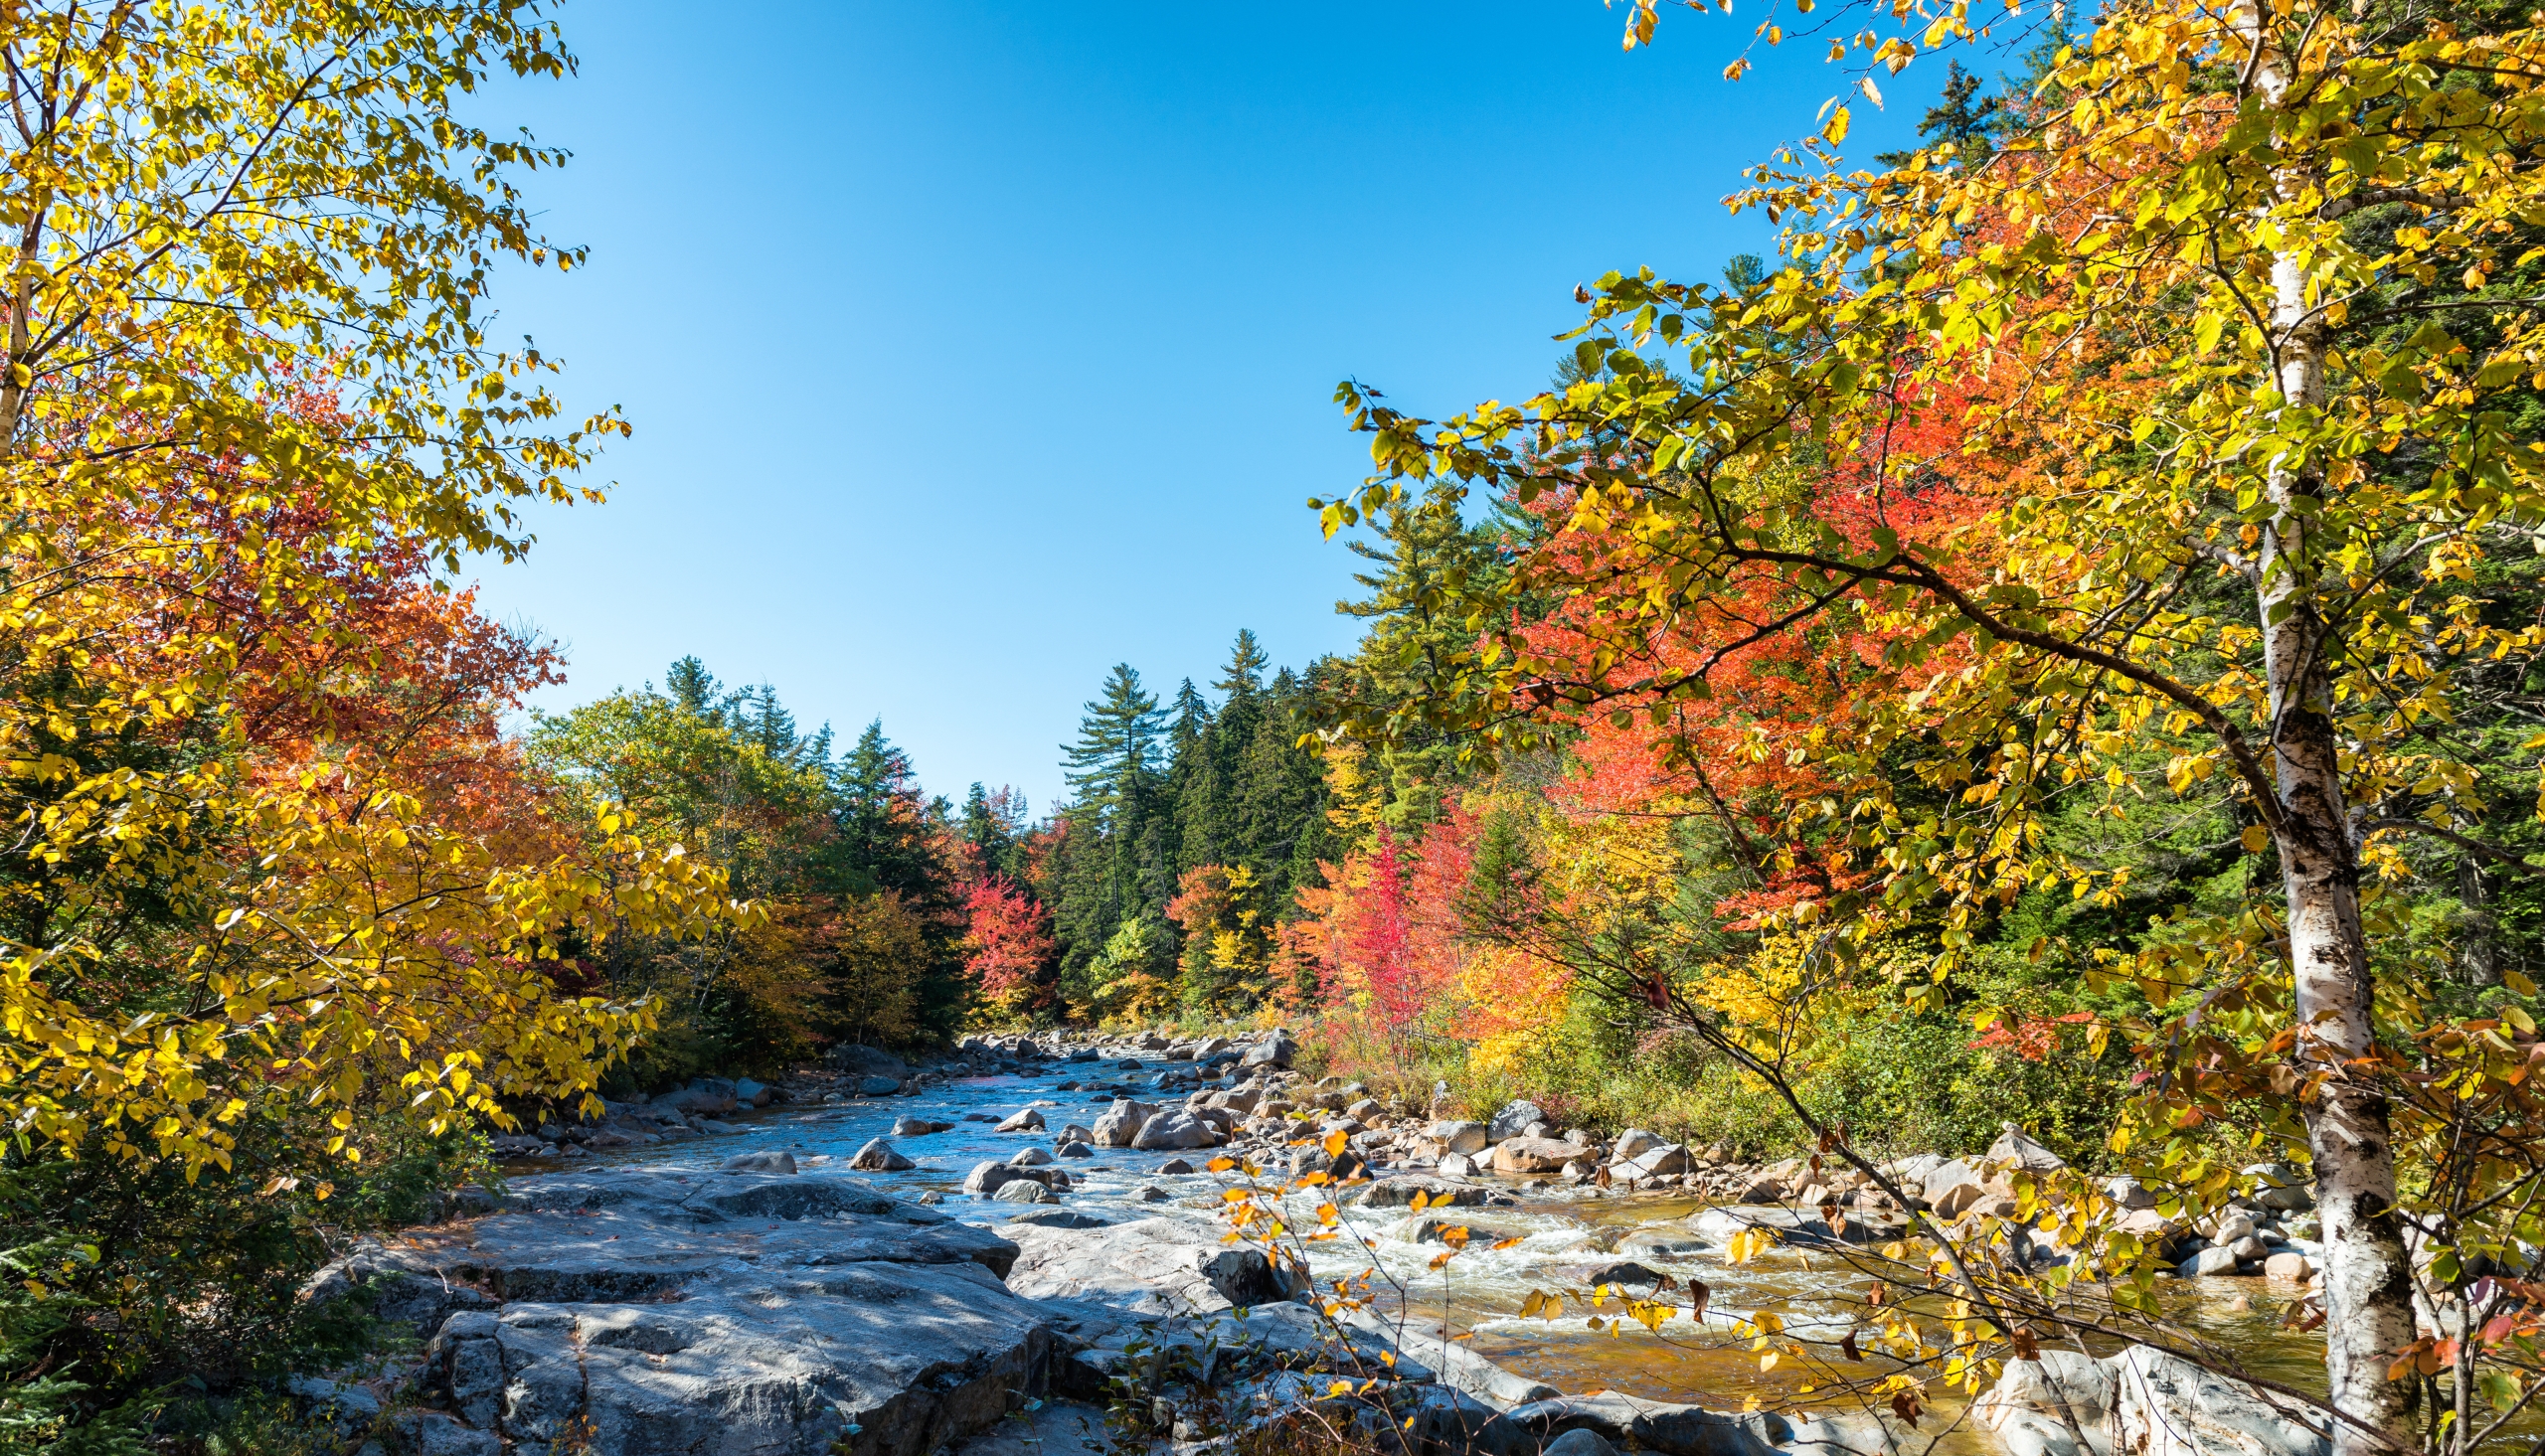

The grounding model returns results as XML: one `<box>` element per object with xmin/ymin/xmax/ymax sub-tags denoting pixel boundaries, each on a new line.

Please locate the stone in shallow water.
<box><xmin>992</xmin><ymin>1179</ymin><xmax>1056</xmax><ymax>1204</ymax></box>
<box><xmin>721</xmin><ymin>1150</ymin><xmax>796</xmax><ymax>1175</ymax></box>
<box><xmin>892</xmin><ymin>1116</ymin><xmax>952</xmax><ymax>1137</ymax></box>
<box><xmin>1153</xmin><ymin>1158</ymin><xmax>1195</xmax><ymax>1175</ymax></box>
<box><xmin>848</xmin><ymin>1138</ymin><xmax>912</xmax><ymax>1172</ymax></box>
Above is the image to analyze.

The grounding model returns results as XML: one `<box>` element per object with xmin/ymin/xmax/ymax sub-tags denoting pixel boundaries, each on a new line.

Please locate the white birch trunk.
<box><xmin>2237</xmin><ymin>6</ymin><xmax>2421</xmax><ymax>1450</ymax></box>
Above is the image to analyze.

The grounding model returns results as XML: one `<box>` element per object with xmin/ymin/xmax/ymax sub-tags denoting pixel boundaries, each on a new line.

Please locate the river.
<box><xmin>547</xmin><ymin>1052</ymin><xmax>2332</xmax><ymax>1452</ymax></box>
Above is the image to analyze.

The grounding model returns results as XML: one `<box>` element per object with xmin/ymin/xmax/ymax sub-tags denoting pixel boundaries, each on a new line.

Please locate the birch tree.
<box><xmin>1324</xmin><ymin>0</ymin><xmax>2545</xmax><ymax>1447</ymax></box>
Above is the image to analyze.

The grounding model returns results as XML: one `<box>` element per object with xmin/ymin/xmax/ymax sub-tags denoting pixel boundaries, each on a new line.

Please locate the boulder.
<box><xmin>847</xmin><ymin>1139</ymin><xmax>913</xmax><ymax>1172</ymax></box>
<box><xmin>1504</xmin><ymin>1393</ymin><xmax>1790</xmax><ymax>1456</ymax></box>
<box><xmin>858</xmin><ymin>1076</ymin><xmax>903</xmax><ymax>1096</ymax></box>
<box><xmin>2180</xmin><ymin>1245</ymin><xmax>2241</xmax><ymax>1277</ymax></box>
<box><xmin>1358</xmin><ymin>1176</ymin><xmax>1486</xmax><ymax>1209</ymax></box>
<box><xmin>1242</xmin><ymin>1034</ymin><xmax>1296</xmax><ymax>1068</ymax></box>
<box><xmin>2110</xmin><ymin>1346</ymin><xmax>2330</xmax><ymax>1456</ymax></box>
<box><xmin>992</xmin><ymin>1180</ymin><xmax>1057</xmax><ymax>1204</ymax></box>
<box><xmin>734</xmin><ymin>1077</ymin><xmax>773</xmax><ymax>1106</ymax></box>
<box><xmin>1053</xmin><ymin>1123</ymin><xmax>1096</xmax><ymax>1145</ymax></box>
<box><xmin>1612</xmin><ymin>1128</ymin><xmax>1666</xmax><ymax>1160</ymax></box>
<box><xmin>2264</xmin><ymin>1251</ymin><xmax>2312</xmax><ymax>1280</ymax></box>
<box><xmin>1485</xmin><ymin>1100</ymin><xmax>1547</xmax><ymax>1143</ymax></box>
<box><xmin>1974</xmin><ymin>1348</ymin><xmax>2118</xmax><ymax>1456</ymax></box>
<box><xmin>891</xmin><ymin>1117</ymin><xmax>952</xmax><ymax>1137</ymax></box>
<box><xmin>1735</xmin><ymin>1175</ymin><xmax>1786</xmax><ymax>1205</ymax></box>
<box><xmin>651</xmin><ymin>1079</ymin><xmax>739</xmax><ymax>1115</ymax></box>
<box><xmin>994</xmin><ymin>1108</ymin><xmax>1045</xmax><ymax>1133</ymax></box>
<box><xmin>963</xmin><ymin>1161</ymin><xmax>1024</xmax><ymax>1196</ymax></box>
<box><xmin>824</xmin><ymin>1043</ymin><xmax>913</xmax><ymax>1080</ymax></box>
<box><xmin>1000</xmin><ymin>1208</ymin><xmax>1109</xmax><ymax>1230</ymax></box>
<box><xmin>1427</xmin><ymin>1120</ymin><xmax>1491</xmax><ymax>1156</ymax></box>
<box><xmin>2108</xmin><ymin>1176</ymin><xmax>2160</xmax><ymax>1210</ymax></box>
<box><xmin>1492</xmin><ymin>1136</ymin><xmax>1578</xmax><ymax>1175</ymax></box>
<box><xmin>1687</xmin><ymin>1206</ymin><xmax>1898</xmax><ymax>1249</ymax></box>
<box><xmin>1545</xmin><ymin>1431</ymin><xmax>1621</xmax><ymax>1456</ymax></box>
<box><xmin>1155</xmin><ymin>1158</ymin><xmax>1196</xmax><ymax>1175</ymax></box>
<box><xmin>1438</xmin><ymin>1153</ymin><xmax>1480</xmax><ymax>1179</ymax></box>
<box><xmin>1988</xmin><ymin>1122</ymin><xmax>2068</xmax><ymax>1172</ymax></box>
<box><xmin>1090</xmin><ymin>1098</ymin><xmax>1158</xmax><ymax>1148</ymax></box>
<box><xmin>1057</xmin><ymin>1141</ymin><xmax>1094</xmax><ymax>1159</ymax></box>
<box><xmin>1130</xmin><ymin>1111</ymin><xmax>1216</xmax><ymax>1151</ymax></box>
<box><xmin>1566</xmin><ymin>1260</ymin><xmax>1667</xmax><ymax>1291</ymax></box>
<box><xmin>722</xmin><ymin>1150</ymin><xmax>797</xmax><ymax>1175</ymax></box>
<box><xmin>1619</xmin><ymin>1143</ymin><xmax>1693</xmax><ymax>1179</ymax></box>
<box><xmin>1006</xmin><ymin>1146</ymin><xmax>1054</xmax><ymax>1168</ymax></box>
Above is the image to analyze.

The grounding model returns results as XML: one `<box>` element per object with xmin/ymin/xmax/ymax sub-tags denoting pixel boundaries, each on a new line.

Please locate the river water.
<box><xmin>551</xmin><ymin>1054</ymin><xmax>2330</xmax><ymax>1451</ymax></box>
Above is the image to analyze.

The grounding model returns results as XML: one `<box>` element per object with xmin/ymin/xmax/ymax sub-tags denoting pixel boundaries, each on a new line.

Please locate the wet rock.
<box><xmin>1057</xmin><ymin>1141</ymin><xmax>1095</xmax><ymax>1159</ymax></box>
<box><xmin>2264</xmin><ymin>1250</ymin><xmax>2312</xmax><ymax>1280</ymax></box>
<box><xmin>1053</xmin><ymin>1122</ymin><xmax>1095</xmax><ymax>1145</ymax></box>
<box><xmin>1394</xmin><ymin>1214</ymin><xmax>1515</xmax><ymax>1245</ymax></box>
<box><xmin>1688</xmin><ymin>1206</ymin><xmax>1895</xmax><ymax>1249</ymax></box>
<box><xmin>1565</xmin><ymin>1260</ymin><xmax>1667</xmax><ymax>1290</ymax></box>
<box><xmin>1358</xmin><ymin>1176</ymin><xmax>1486</xmax><ymax>1209</ymax></box>
<box><xmin>1492</xmin><ymin>1136</ymin><xmax>1577</xmax><ymax>1175</ymax></box>
<box><xmin>1092</xmin><ymin>1098</ymin><xmax>1159</xmax><ymax>1147</ymax></box>
<box><xmin>1007</xmin><ymin>1146</ymin><xmax>1054</xmax><ymax>1168</ymax></box>
<box><xmin>848</xmin><ymin>1139</ymin><xmax>915</xmax><ymax>1172</ymax></box>
<box><xmin>1615</xmin><ymin>1227</ymin><xmax>1710</xmax><ymax>1257</ymax></box>
<box><xmin>859</xmin><ymin>1075</ymin><xmax>904</xmax><ymax>1096</ymax></box>
<box><xmin>892</xmin><ymin>1116</ymin><xmax>953</xmax><ymax>1137</ymax></box>
<box><xmin>723</xmin><ymin>1150</ymin><xmax>797</xmax><ymax>1175</ymax></box>
<box><xmin>1506</xmin><ymin>1392</ymin><xmax>1789</xmax><ymax>1456</ymax></box>
<box><xmin>696</xmin><ymin>1118</ymin><xmax>747</xmax><ymax>1135</ymax></box>
<box><xmin>1000</xmin><ymin>1208</ymin><xmax>1110</xmax><ymax>1230</ymax></box>
<box><xmin>1132</xmin><ymin>1186</ymin><xmax>1171</xmax><ymax>1203</ymax></box>
<box><xmin>1438</xmin><ymin>1152</ymin><xmax>1480</xmax><ymax>1179</ymax></box>
<box><xmin>1427</xmin><ymin>1120</ymin><xmax>1491</xmax><ymax>1156</ymax></box>
<box><xmin>1004</xmin><ymin>1213</ymin><xmax>1297</xmax><ymax>1316</ymax></box>
<box><xmin>992</xmin><ymin>1180</ymin><xmax>1057</xmax><ymax>1204</ymax></box>
<box><xmin>1544</xmin><ymin>1431</ymin><xmax>1621</xmax><ymax>1456</ymax></box>
<box><xmin>1155</xmin><ymin>1158</ymin><xmax>1196</xmax><ymax>1175</ymax></box>
<box><xmin>1485</xmin><ymin>1100</ymin><xmax>1547</xmax><ymax>1142</ymax></box>
<box><xmin>995</xmin><ymin>1108</ymin><xmax>1045</xmax><ymax>1133</ymax></box>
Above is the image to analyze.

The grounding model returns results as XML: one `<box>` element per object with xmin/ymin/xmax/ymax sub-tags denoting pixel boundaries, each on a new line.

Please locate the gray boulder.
<box><xmin>1007</xmin><ymin>1146</ymin><xmax>1053</xmax><ymax>1168</ymax></box>
<box><xmin>1242</xmin><ymin>1034</ymin><xmax>1296</xmax><ymax>1068</ymax></box>
<box><xmin>2111</xmin><ymin>1346</ymin><xmax>2330</xmax><ymax>1456</ymax></box>
<box><xmin>722</xmin><ymin>1150</ymin><xmax>797</xmax><ymax>1175</ymax></box>
<box><xmin>1974</xmin><ymin>1348</ymin><xmax>2118</xmax><ymax>1456</ymax></box>
<box><xmin>1129</xmin><ymin>1110</ymin><xmax>1216</xmax><ymax>1150</ymax></box>
<box><xmin>1505</xmin><ymin>1392</ymin><xmax>1789</xmax><ymax>1456</ymax></box>
<box><xmin>1486</xmin><ymin>1099</ymin><xmax>1547</xmax><ymax>1142</ymax></box>
<box><xmin>1090</xmin><ymin>1098</ymin><xmax>1157</xmax><ymax>1147</ymax></box>
<box><xmin>734</xmin><ymin>1077</ymin><xmax>774</xmax><ymax>1106</ymax></box>
<box><xmin>995</xmin><ymin>1108</ymin><xmax>1045</xmax><ymax>1133</ymax></box>
<box><xmin>651</xmin><ymin>1079</ymin><xmax>739</xmax><ymax>1115</ymax></box>
<box><xmin>2180</xmin><ymin>1244</ymin><xmax>2241</xmax><ymax>1277</ymax></box>
<box><xmin>1988</xmin><ymin>1122</ymin><xmax>2068</xmax><ymax>1172</ymax></box>
<box><xmin>1612</xmin><ymin>1128</ymin><xmax>1666</xmax><ymax>1160</ymax></box>
<box><xmin>1056</xmin><ymin>1141</ymin><xmax>1095</xmax><ymax>1159</ymax></box>
<box><xmin>992</xmin><ymin>1180</ymin><xmax>1057</xmax><ymax>1205</ymax></box>
<box><xmin>892</xmin><ymin>1116</ymin><xmax>953</xmax><ymax>1137</ymax></box>
<box><xmin>1545</xmin><ymin>1431</ymin><xmax>1622</xmax><ymax>1456</ymax></box>
<box><xmin>826</xmin><ymin>1043</ymin><xmax>912</xmax><ymax>1080</ymax></box>
<box><xmin>859</xmin><ymin>1075</ymin><xmax>903</xmax><ymax>1096</ymax></box>
<box><xmin>849</xmin><ymin>1138</ymin><xmax>914</xmax><ymax>1172</ymax></box>
<box><xmin>1358</xmin><ymin>1176</ymin><xmax>1485</xmax><ymax>1209</ymax></box>
<box><xmin>1618</xmin><ymin>1143</ymin><xmax>1692</xmax><ymax>1179</ymax></box>
<box><xmin>1426</xmin><ymin>1120</ymin><xmax>1491</xmax><ymax>1156</ymax></box>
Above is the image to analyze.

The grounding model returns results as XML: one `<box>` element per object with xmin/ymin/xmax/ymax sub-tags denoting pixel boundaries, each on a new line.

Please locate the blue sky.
<box><xmin>469</xmin><ymin>1</ymin><xmax>1954</xmax><ymax>813</ymax></box>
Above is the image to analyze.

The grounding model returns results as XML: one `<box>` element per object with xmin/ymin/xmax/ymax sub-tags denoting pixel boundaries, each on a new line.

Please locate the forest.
<box><xmin>4</xmin><ymin>0</ymin><xmax>2545</xmax><ymax>1452</ymax></box>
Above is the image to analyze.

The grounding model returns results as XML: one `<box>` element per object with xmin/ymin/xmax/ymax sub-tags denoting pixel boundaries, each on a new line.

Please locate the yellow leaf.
<box><xmin>1823</xmin><ymin>105</ymin><xmax>1852</xmax><ymax>145</ymax></box>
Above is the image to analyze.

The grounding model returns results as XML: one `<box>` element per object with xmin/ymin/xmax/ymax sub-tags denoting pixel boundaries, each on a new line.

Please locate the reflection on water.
<box><xmin>531</xmin><ymin>1056</ymin><xmax>2330</xmax><ymax>1446</ymax></box>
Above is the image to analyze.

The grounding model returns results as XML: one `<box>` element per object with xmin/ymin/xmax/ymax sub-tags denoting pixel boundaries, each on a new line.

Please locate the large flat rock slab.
<box><xmin>311</xmin><ymin>1168</ymin><xmax>1044</xmax><ymax>1456</ymax></box>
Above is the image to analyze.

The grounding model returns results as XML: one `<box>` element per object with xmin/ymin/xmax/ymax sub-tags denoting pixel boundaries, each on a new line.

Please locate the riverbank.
<box><xmin>285</xmin><ymin>1028</ymin><xmax>2345</xmax><ymax>1456</ymax></box>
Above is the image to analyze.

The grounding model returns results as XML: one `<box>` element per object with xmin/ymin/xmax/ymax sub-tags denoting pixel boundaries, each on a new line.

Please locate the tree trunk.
<box><xmin>2239</xmin><ymin>6</ymin><xmax>2420</xmax><ymax>1450</ymax></box>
